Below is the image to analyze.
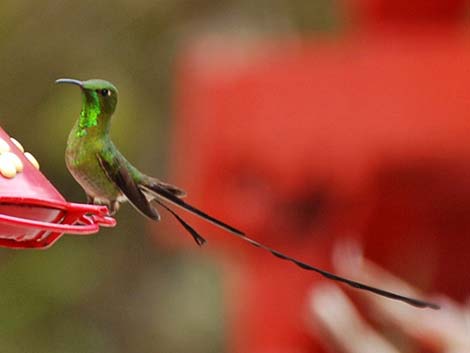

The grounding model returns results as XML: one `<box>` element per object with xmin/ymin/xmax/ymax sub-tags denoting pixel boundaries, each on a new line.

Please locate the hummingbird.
<box><xmin>56</xmin><ymin>78</ymin><xmax>439</xmax><ymax>310</ymax></box>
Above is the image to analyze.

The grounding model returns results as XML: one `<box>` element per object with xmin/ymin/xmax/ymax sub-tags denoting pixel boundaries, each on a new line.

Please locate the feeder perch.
<box><xmin>0</xmin><ymin>126</ymin><xmax>116</xmax><ymax>249</ymax></box>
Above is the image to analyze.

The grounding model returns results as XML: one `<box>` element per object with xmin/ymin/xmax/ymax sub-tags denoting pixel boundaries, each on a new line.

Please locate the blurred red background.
<box><xmin>160</xmin><ymin>0</ymin><xmax>470</xmax><ymax>352</ymax></box>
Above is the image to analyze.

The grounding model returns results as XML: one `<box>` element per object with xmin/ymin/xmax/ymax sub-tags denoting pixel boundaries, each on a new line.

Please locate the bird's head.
<box><xmin>56</xmin><ymin>78</ymin><xmax>119</xmax><ymax>116</ymax></box>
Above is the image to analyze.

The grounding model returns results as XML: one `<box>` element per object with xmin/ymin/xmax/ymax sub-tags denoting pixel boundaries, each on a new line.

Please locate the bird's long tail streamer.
<box><xmin>143</xmin><ymin>183</ymin><xmax>439</xmax><ymax>310</ymax></box>
<box><xmin>153</xmin><ymin>198</ymin><xmax>207</xmax><ymax>246</ymax></box>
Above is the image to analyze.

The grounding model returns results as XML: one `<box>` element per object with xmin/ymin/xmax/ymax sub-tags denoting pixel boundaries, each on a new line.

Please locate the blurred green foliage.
<box><xmin>0</xmin><ymin>1</ymin><xmax>337</xmax><ymax>352</ymax></box>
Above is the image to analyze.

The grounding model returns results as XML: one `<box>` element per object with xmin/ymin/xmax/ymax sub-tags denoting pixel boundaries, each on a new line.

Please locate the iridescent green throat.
<box><xmin>77</xmin><ymin>91</ymin><xmax>101</xmax><ymax>137</ymax></box>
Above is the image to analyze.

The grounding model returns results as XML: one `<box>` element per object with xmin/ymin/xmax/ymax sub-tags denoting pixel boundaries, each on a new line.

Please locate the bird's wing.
<box><xmin>96</xmin><ymin>152</ymin><xmax>161</xmax><ymax>221</ymax></box>
<box><xmin>97</xmin><ymin>152</ymin><xmax>206</xmax><ymax>246</ymax></box>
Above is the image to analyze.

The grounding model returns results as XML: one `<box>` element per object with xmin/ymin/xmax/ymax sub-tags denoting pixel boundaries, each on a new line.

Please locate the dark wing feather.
<box><xmin>96</xmin><ymin>153</ymin><xmax>160</xmax><ymax>221</ymax></box>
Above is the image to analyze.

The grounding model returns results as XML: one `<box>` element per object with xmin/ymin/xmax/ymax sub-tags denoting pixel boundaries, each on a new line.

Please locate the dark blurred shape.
<box><xmin>345</xmin><ymin>0</ymin><xmax>468</xmax><ymax>29</ymax></box>
<box><xmin>168</xmin><ymin>0</ymin><xmax>470</xmax><ymax>352</ymax></box>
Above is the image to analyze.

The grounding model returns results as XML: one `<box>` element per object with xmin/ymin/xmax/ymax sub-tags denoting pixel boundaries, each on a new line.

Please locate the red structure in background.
<box><xmin>168</xmin><ymin>0</ymin><xmax>470</xmax><ymax>352</ymax></box>
<box><xmin>0</xmin><ymin>126</ymin><xmax>115</xmax><ymax>248</ymax></box>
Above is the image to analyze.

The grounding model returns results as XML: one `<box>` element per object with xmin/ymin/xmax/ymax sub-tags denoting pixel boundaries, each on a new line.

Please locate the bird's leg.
<box><xmin>86</xmin><ymin>195</ymin><xmax>94</xmax><ymax>204</ymax></box>
<box><xmin>87</xmin><ymin>195</ymin><xmax>119</xmax><ymax>216</ymax></box>
<box><xmin>108</xmin><ymin>200</ymin><xmax>120</xmax><ymax>216</ymax></box>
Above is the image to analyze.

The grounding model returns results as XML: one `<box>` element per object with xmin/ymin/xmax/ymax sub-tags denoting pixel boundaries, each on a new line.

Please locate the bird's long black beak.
<box><xmin>55</xmin><ymin>78</ymin><xmax>83</xmax><ymax>87</ymax></box>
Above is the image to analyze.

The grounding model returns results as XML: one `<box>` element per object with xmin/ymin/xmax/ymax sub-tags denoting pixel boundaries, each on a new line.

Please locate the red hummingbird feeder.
<box><xmin>0</xmin><ymin>126</ymin><xmax>116</xmax><ymax>249</ymax></box>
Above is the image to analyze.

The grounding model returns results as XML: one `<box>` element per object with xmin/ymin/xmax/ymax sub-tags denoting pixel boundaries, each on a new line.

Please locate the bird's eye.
<box><xmin>100</xmin><ymin>89</ymin><xmax>110</xmax><ymax>97</ymax></box>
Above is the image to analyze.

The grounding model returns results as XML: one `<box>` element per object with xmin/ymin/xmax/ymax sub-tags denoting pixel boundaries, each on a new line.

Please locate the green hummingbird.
<box><xmin>56</xmin><ymin>78</ymin><xmax>438</xmax><ymax>310</ymax></box>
